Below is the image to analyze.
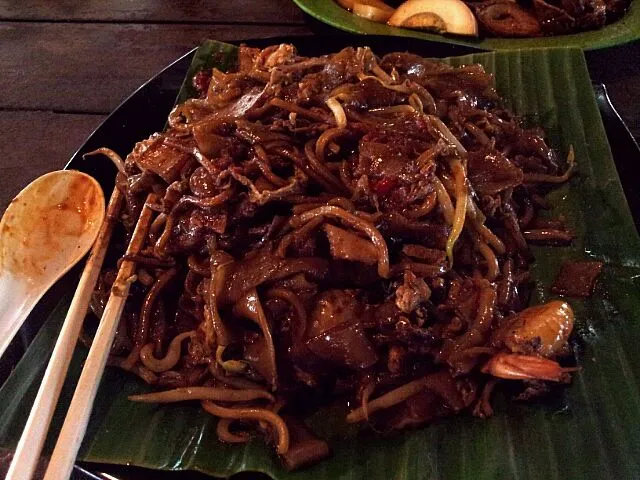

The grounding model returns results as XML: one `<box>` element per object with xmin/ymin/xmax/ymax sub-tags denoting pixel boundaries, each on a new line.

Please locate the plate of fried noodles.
<box><xmin>1</xmin><ymin>37</ymin><xmax>640</xmax><ymax>480</ymax></box>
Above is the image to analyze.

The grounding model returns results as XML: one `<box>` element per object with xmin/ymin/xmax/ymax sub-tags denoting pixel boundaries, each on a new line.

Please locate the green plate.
<box><xmin>2</xmin><ymin>42</ymin><xmax>640</xmax><ymax>480</ymax></box>
<box><xmin>293</xmin><ymin>0</ymin><xmax>640</xmax><ymax>50</ymax></box>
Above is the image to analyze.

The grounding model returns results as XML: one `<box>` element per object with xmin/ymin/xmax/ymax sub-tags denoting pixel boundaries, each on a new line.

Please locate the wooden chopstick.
<box><xmin>5</xmin><ymin>187</ymin><xmax>123</xmax><ymax>480</ymax></box>
<box><xmin>41</xmin><ymin>193</ymin><xmax>158</xmax><ymax>480</ymax></box>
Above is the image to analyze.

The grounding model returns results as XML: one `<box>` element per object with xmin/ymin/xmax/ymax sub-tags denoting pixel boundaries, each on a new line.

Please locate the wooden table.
<box><xmin>0</xmin><ymin>1</ymin><xmax>638</xmax><ymax>215</ymax></box>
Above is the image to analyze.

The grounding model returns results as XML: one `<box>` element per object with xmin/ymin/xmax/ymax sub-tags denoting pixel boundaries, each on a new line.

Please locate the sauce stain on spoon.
<box><xmin>0</xmin><ymin>173</ymin><xmax>104</xmax><ymax>284</ymax></box>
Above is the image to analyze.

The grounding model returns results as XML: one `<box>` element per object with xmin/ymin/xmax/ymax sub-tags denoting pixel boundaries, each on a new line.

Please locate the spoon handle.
<box><xmin>43</xmin><ymin>193</ymin><xmax>157</xmax><ymax>480</ymax></box>
<box><xmin>0</xmin><ymin>275</ymin><xmax>39</xmax><ymax>360</ymax></box>
<box><xmin>5</xmin><ymin>188</ymin><xmax>122</xmax><ymax>480</ymax></box>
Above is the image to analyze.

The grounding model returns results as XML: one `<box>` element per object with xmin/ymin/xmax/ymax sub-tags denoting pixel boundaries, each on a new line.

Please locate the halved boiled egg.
<box><xmin>388</xmin><ymin>0</ymin><xmax>478</xmax><ymax>36</ymax></box>
<box><xmin>336</xmin><ymin>0</ymin><xmax>355</xmax><ymax>10</ymax></box>
<box><xmin>353</xmin><ymin>0</ymin><xmax>395</xmax><ymax>22</ymax></box>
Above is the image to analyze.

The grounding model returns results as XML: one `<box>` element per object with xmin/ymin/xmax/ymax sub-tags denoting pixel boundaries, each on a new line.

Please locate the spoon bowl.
<box><xmin>0</xmin><ymin>170</ymin><xmax>105</xmax><ymax>359</ymax></box>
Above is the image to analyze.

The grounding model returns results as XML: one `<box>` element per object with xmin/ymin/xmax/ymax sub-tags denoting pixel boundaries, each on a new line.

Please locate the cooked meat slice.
<box><xmin>128</xmin><ymin>134</ymin><xmax>191</xmax><ymax>183</ymax></box>
<box><xmin>551</xmin><ymin>260</ymin><xmax>603</xmax><ymax>297</ymax></box>
<box><xmin>221</xmin><ymin>249</ymin><xmax>329</xmax><ymax>305</ymax></box>
<box><xmin>468</xmin><ymin>149</ymin><xmax>524</xmax><ymax>196</ymax></box>
<box><xmin>306</xmin><ymin>289</ymin><xmax>363</xmax><ymax>338</ymax></box>
<box><xmin>395</xmin><ymin>270</ymin><xmax>431</xmax><ymax>313</ymax></box>
<box><xmin>306</xmin><ymin>322</ymin><xmax>378</xmax><ymax>370</ymax></box>
<box><xmin>533</xmin><ymin>0</ymin><xmax>576</xmax><ymax>34</ymax></box>
<box><xmin>280</xmin><ymin>416</ymin><xmax>330</xmax><ymax>471</ymax></box>
<box><xmin>324</xmin><ymin>224</ymin><xmax>378</xmax><ymax>265</ymax></box>
<box><xmin>472</xmin><ymin>1</ymin><xmax>542</xmax><ymax>37</ymax></box>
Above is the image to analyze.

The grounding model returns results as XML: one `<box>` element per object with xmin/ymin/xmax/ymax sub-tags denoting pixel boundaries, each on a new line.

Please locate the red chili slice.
<box><xmin>193</xmin><ymin>70</ymin><xmax>212</xmax><ymax>98</ymax></box>
<box><xmin>373</xmin><ymin>177</ymin><xmax>398</xmax><ymax>196</ymax></box>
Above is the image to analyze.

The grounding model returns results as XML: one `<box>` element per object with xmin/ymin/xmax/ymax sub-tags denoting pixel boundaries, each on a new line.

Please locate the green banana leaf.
<box><xmin>2</xmin><ymin>42</ymin><xmax>640</xmax><ymax>480</ymax></box>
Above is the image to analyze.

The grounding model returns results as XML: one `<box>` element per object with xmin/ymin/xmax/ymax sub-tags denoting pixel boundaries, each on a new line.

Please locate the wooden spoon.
<box><xmin>0</xmin><ymin>170</ymin><xmax>105</xmax><ymax>359</ymax></box>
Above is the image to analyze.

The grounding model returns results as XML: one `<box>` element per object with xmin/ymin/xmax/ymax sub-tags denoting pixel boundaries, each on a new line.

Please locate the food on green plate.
<box><xmin>337</xmin><ymin>0</ymin><xmax>355</xmax><ymax>8</ymax></box>
<box><xmin>388</xmin><ymin>0</ymin><xmax>479</xmax><ymax>36</ymax></box>
<box><xmin>353</xmin><ymin>0</ymin><xmax>396</xmax><ymax>22</ymax></box>
<box><xmin>334</xmin><ymin>0</ymin><xmax>632</xmax><ymax>37</ymax></box>
<box><xmin>471</xmin><ymin>1</ymin><xmax>542</xmax><ymax>37</ymax></box>
<box><xmin>93</xmin><ymin>44</ymin><xmax>581</xmax><ymax>469</ymax></box>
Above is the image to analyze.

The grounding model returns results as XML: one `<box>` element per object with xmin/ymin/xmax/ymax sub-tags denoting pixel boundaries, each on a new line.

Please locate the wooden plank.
<box><xmin>0</xmin><ymin>0</ymin><xmax>305</xmax><ymax>24</ymax></box>
<box><xmin>0</xmin><ymin>22</ymin><xmax>311</xmax><ymax>113</ymax></box>
<box><xmin>0</xmin><ymin>111</ymin><xmax>106</xmax><ymax>213</ymax></box>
